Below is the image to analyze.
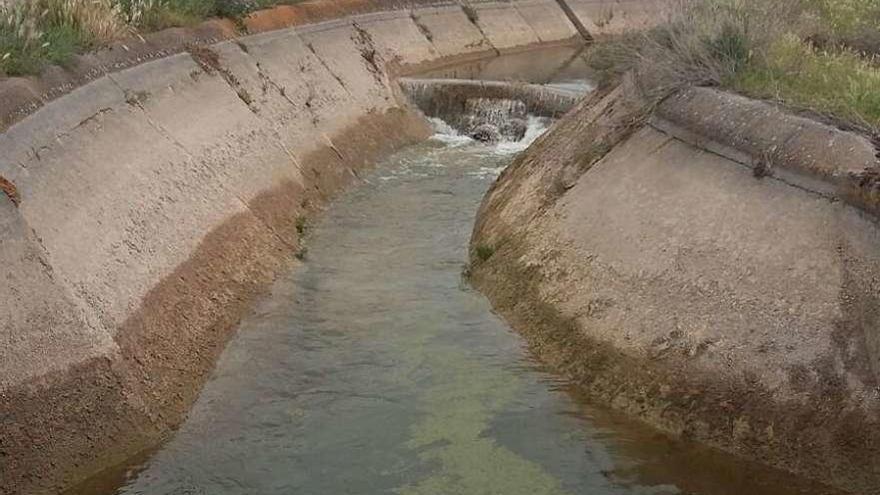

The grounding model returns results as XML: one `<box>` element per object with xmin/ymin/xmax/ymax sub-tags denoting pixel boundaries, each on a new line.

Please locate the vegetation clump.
<box><xmin>0</xmin><ymin>0</ymin><xmax>128</xmax><ymax>74</ymax></box>
<box><xmin>589</xmin><ymin>0</ymin><xmax>880</xmax><ymax>131</ymax></box>
<box><xmin>474</xmin><ymin>244</ymin><xmax>495</xmax><ymax>263</ymax></box>
<box><xmin>295</xmin><ymin>215</ymin><xmax>308</xmax><ymax>236</ymax></box>
<box><xmin>0</xmin><ymin>0</ymin><xmax>289</xmax><ymax>75</ymax></box>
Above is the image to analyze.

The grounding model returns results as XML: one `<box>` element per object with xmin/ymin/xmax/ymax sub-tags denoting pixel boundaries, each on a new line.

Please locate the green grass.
<box><xmin>117</xmin><ymin>0</ymin><xmax>258</xmax><ymax>30</ymax></box>
<box><xmin>474</xmin><ymin>244</ymin><xmax>495</xmax><ymax>263</ymax></box>
<box><xmin>807</xmin><ymin>0</ymin><xmax>880</xmax><ymax>39</ymax></box>
<box><xmin>1</xmin><ymin>19</ymin><xmax>90</xmax><ymax>75</ymax></box>
<box><xmin>1</xmin><ymin>0</ymin><xmax>125</xmax><ymax>75</ymax></box>
<box><xmin>732</xmin><ymin>34</ymin><xmax>880</xmax><ymax>127</ymax></box>
<box><xmin>0</xmin><ymin>28</ymin><xmax>43</xmax><ymax>76</ymax></box>
<box><xmin>0</xmin><ymin>0</ymin><xmax>298</xmax><ymax>76</ymax></box>
<box><xmin>589</xmin><ymin>0</ymin><xmax>880</xmax><ymax>131</ymax></box>
<box><xmin>295</xmin><ymin>215</ymin><xmax>308</xmax><ymax>236</ymax></box>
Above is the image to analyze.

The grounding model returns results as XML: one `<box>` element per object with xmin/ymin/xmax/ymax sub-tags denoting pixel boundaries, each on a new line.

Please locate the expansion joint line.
<box><xmin>232</xmin><ymin>192</ymin><xmax>299</xmax><ymax>253</ymax></box>
<box><xmin>553</xmin><ymin>0</ymin><xmax>593</xmax><ymax>42</ymax></box>
<box><xmin>457</xmin><ymin>1</ymin><xmax>500</xmax><ymax>56</ymax></box>
<box><xmin>647</xmin><ymin>121</ymin><xmax>839</xmax><ymax>204</ymax></box>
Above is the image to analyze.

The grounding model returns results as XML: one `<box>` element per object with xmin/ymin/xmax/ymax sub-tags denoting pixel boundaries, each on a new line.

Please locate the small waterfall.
<box><xmin>398</xmin><ymin>77</ymin><xmax>584</xmax><ymax>144</ymax></box>
<box><xmin>458</xmin><ymin>98</ymin><xmax>528</xmax><ymax>143</ymax></box>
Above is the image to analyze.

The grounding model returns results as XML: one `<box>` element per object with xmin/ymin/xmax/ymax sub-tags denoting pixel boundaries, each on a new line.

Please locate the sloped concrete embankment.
<box><xmin>0</xmin><ymin>1</ymin><xmax>587</xmax><ymax>493</ymax></box>
<box><xmin>470</xmin><ymin>79</ymin><xmax>880</xmax><ymax>492</ymax></box>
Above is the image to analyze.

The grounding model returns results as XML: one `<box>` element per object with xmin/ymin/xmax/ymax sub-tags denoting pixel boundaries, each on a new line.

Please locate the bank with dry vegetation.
<box><xmin>589</xmin><ymin>0</ymin><xmax>880</xmax><ymax>134</ymax></box>
<box><xmin>0</xmin><ymin>0</ymin><xmax>288</xmax><ymax>75</ymax></box>
<box><xmin>470</xmin><ymin>1</ymin><xmax>880</xmax><ymax>493</ymax></box>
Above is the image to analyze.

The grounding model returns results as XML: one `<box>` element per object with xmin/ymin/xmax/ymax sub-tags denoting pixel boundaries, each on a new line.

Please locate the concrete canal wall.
<box><xmin>470</xmin><ymin>76</ymin><xmax>880</xmax><ymax>493</ymax></box>
<box><xmin>0</xmin><ymin>0</ymin><xmax>665</xmax><ymax>491</ymax></box>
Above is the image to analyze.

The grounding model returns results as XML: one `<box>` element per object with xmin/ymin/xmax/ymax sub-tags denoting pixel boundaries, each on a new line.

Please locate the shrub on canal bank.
<box><xmin>0</xmin><ymin>0</ymin><xmax>128</xmax><ymax>74</ymax></box>
<box><xmin>116</xmin><ymin>0</ymin><xmax>260</xmax><ymax>31</ymax></box>
<box><xmin>0</xmin><ymin>0</ymin><xmax>296</xmax><ymax>75</ymax></box>
<box><xmin>590</xmin><ymin>0</ymin><xmax>880</xmax><ymax>131</ymax></box>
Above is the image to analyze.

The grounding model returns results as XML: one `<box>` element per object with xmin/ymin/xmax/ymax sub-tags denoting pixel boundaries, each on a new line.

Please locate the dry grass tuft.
<box><xmin>0</xmin><ymin>0</ymin><xmax>130</xmax><ymax>74</ymax></box>
<box><xmin>589</xmin><ymin>0</ymin><xmax>880</xmax><ymax>130</ymax></box>
<box><xmin>0</xmin><ymin>0</ymin><xmax>268</xmax><ymax>75</ymax></box>
<box><xmin>42</xmin><ymin>0</ymin><xmax>131</xmax><ymax>42</ymax></box>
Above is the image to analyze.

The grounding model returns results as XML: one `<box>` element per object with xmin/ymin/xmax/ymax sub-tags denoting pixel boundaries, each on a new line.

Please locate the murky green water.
<box><xmin>73</xmin><ymin>119</ymin><xmax>841</xmax><ymax>495</ymax></box>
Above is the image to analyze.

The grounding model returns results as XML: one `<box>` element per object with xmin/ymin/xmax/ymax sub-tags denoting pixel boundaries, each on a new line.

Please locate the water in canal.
<box><xmin>73</xmin><ymin>117</ymin><xmax>841</xmax><ymax>495</ymax></box>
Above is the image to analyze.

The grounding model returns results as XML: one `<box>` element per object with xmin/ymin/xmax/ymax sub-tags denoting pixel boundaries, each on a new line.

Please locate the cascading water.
<box><xmin>428</xmin><ymin>114</ymin><xmax>550</xmax><ymax>155</ymax></box>
<box><xmin>459</xmin><ymin>98</ymin><xmax>528</xmax><ymax>143</ymax></box>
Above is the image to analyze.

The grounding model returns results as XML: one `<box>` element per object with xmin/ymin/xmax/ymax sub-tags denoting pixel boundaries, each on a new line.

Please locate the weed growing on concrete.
<box><xmin>294</xmin><ymin>246</ymin><xmax>307</xmax><ymax>260</ymax></box>
<box><xmin>461</xmin><ymin>3</ymin><xmax>479</xmax><ymax>26</ymax></box>
<box><xmin>475</xmin><ymin>244</ymin><xmax>495</xmax><ymax>263</ymax></box>
<box><xmin>410</xmin><ymin>12</ymin><xmax>433</xmax><ymax>42</ymax></box>
<box><xmin>0</xmin><ymin>174</ymin><xmax>19</xmax><ymax>205</ymax></box>
<box><xmin>294</xmin><ymin>215</ymin><xmax>308</xmax><ymax>259</ymax></box>
<box><xmin>752</xmin><ymin>158</ymin><xmax>773</xmax><ymax>178</ymax></box>
<box><xmin>295</xmin><ymin>215</ymin><xmax>308</xmax><ymax>236</ymax></box>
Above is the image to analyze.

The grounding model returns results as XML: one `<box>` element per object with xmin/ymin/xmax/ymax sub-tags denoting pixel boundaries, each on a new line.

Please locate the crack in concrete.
<box><xmin>109</xmin><ymin>64</ymin><xmax>298</xmax><ymax>265</ymax></box>
<box><xmin>458</xmin><ymin>1</ymin><xmax>500</xmax><ymax>56</ymax></box>
<box><xmin>351</xmin><ymin>21</ymin><xmax>387</xmax><ymax>88</ymax></box>
<box><xmin>304</xmin><ymin>42</ymin><xmax>353</xmax><ymax>97</ymax></box>
<box><xmin>552</xmin><ymin>0</ymin><xmax>593</xmax><ymax>41</ymax></box>
<box><xmin>322</xmin><ymin>133</ymin><xmax>345</xmax><ymax>161</ymax></box>
<box><xmin>107</xmin><ymin>74</ymin><xmax>194</xmax><ymax>161</ymax></box>
<box><xmin>513</xmin><ymin>3</ymin><xmax>546</xmax><ymax>44</ymax></box>
<box><xmin>232</xmin><ymin>190</ymin><xmax>299</xmax><ymax>253</ymax></box>
<box><xmin>225</xmin><ymin>42</ymin><xmax>311</xmax><ymax>172</ymax></box>
<box><xmin>410</xmin><ymin>11</ymin><xmax>435</xmax><ymax>45</ymax></box>
<box><xmin>255</xmin><ymin>60</ymin><xmax>298</xmax><ymax>109</ymax></box>
<box><xmin>26</xmin><ymin>219</ymin><xmax>110</xmax><ymax>345</ymax></box>
<box><xmin>74</xmin><ymin>108</ymin><xmax>113</xmax><ymax>131</ymax></box>
<box><xmin>187</xmin><ymin>45</ymin><xmax>258</xmax><ymax>114</ymax></box>
<box><xmin>648</xmin><ymin>121</ymin><xmax>839</xmax><ymax>203</ymax></box>
<box><xmin>26</xmin><ymin>106</ymin><xmax>115</xmax><ymax>164</ymax></box>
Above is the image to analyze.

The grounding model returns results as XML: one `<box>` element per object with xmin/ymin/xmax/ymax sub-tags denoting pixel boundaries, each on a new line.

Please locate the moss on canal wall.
<box><xmin>469</xmin><ymin>74</ymin><xmax>880</xmax><ymax>493</ymax></box>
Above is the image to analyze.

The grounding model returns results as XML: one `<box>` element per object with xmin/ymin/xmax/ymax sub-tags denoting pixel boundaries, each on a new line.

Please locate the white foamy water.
<box><xmin>428</xmin><ymin>115</ymin><xmax>551</xmax><ymax>156</ymax></box>
<box><xmin>428</xmin><ymin>117</ymin><xmax>474</xmax><ymax>146</ymax></box>
<box><xmin>492</xmin><ymin>115</ymin><xmax>551</xmax><ymax>155</ymax></box>
<box><xmin>544</xmin><ymin>79</ymin><xmax>595</xmax><ymax>94</ymax></box>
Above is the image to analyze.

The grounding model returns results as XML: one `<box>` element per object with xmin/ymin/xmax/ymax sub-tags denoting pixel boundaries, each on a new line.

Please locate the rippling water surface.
<box><xmin>72</xmin><ymin>119</ymin><xmax>841</xmax><ymax>495</ymax></box>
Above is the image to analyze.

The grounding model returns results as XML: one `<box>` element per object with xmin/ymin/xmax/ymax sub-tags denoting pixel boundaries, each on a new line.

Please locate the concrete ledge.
<box><xmin>398</xmin><ymin>77</ymin><xmax>583</xmax><ymax>121</ymax></box>
<box><xmin>655</xmin><ymin>86</ymin><xmax>880</xmax><ymax>216</ymax></box>
<box><xmin>0</xmin><ymin>20</ymin><xmax>237</xmax><ymax>131</ymax></box>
